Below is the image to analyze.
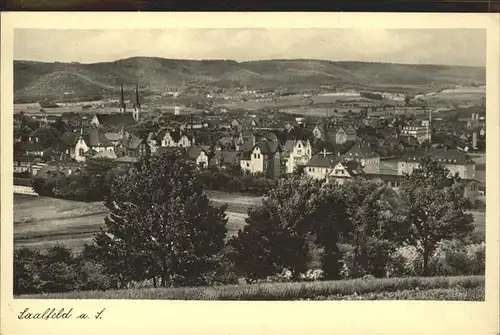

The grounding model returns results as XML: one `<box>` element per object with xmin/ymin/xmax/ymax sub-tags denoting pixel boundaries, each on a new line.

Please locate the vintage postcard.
<box><xmin>1</xmin><ymin>12</ymin><xmax>499</xmax><ymax>335</ymax></box>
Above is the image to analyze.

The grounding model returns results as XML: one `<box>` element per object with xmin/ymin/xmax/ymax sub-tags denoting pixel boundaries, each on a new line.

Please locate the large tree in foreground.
<box><xmin>400</xmin><ymin>157</ymin><xmax>474</xmax><ymax>275</ymax></box>
<box><xmin>92</xmin><ymin>152</ymin><xmax>228</xmax><ymax>287</ymax></box>
<box><xmin>228</xmin><ymin>176</ymin><xmax>323</xmax><ymax>281</ymax></box>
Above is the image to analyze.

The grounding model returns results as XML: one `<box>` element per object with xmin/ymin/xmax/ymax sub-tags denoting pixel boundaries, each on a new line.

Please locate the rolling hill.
<box><xmin>14</xmin><ymin>57</ymin><xmax>486</xmax><ymax>103</ymax></box>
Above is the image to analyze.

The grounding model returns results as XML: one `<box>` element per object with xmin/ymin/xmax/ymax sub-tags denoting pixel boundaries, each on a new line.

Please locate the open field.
<box><xmin>14</xmin><ymin>193</ymin><xmax>260</xmax><ymax>252</ymax></box>
<box><xmin>14</xmin><ymin>193</ymin><xmax>486</xmax><ymax>252</ymax></box>
<box><xmin>18</xmin><ymin>275</ymin><xmax>484</xmax><ymax>301</ymax></box>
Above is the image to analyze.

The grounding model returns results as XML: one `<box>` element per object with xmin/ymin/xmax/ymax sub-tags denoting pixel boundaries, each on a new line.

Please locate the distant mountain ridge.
<box><xmin>14</xmin><ymin>57</ymin><xmax>486</xmax><ymax>103</ymax></box>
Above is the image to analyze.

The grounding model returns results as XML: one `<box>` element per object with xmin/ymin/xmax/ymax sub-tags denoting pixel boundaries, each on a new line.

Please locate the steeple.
<box><xmin>132</xmin><ymin>82</ymin><xmax>140</xmax><ymax>122</ymax></box>
<box><xmin>119</xmin><ymin>82</ymin><xmax>126</xmax><ymax>113</ymax></box>
<box><xmin>134</xmin><ymin>83</ymin><xmax>140</xmax><ymax>109</ymax></box>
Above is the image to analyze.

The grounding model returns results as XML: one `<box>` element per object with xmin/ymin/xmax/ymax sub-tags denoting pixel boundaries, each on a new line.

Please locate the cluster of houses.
<box><xmin>13</xmin><ymin>84</ymin><xmax>484</xmax><ymax>205</ymax></box>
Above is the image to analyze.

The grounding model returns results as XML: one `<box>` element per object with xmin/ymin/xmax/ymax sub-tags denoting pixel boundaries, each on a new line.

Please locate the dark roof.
<box><xmin>84</xmin><ymin>128</ymin><xmax>113</xmax><ymax>147</ymax></box>
<box><xmin>186</xmin><ymin>146</ymin><xmax>209</xmax><ymax>160</ymax></box>
<box><xmin>94</xmin><ymin>113</ymin><xmax>136</xmax><ymax>127</ymax></box>
<box><xmin>344</xmin><ymin>143</ymin><xmax>379</xmax><ymax>159</ymax></box>
<box><xmin>14</xmin><ymin>178</ymin><xmax>33</xmax><ymax>187</ymax></box>
<box><xmin>29</xmin><ymin>125</ymin><xmax>57</xmax><ymax>137</ymax></box>
<box><xmin>340</xmin><ymin>124</ymin><xmax>357</xmax><ymax>135</ymax></box>
<box><xmin>307</xmin><ymin>152</ymin><xmax>338</xmax><ymax>168</ymax></box>
<box><xmin>402</xmin><ymin>148</ymin><xmax>475</xmax><ymax>165</ymax></box>
<box><xmin>105</xmin><ymin>132</ymin><xmax>123</xmax><ymax>142</ymax></box>
<box><xmin>342</xmin><ymin>160</ymin><xmax>365</xmax><ymax>176</ymax></box>
<box><xmin>62</xmin><ymin>132</ymin><xmax>79</xmax><ymax>146</ymax></box>
<box><xmin>16</xmin><ymin>141</ymin><xmax>48</xmax><ymax>152</ymax></box>
<box><xmin>255</xmin><ymin>141</ymin><xmax>280</xmax><ymax>155</ymax></box>
<box><xmin>120</xmin><ymin>133</ymin><xmax>143</xmax><ymax>150</ymax></box>
<box><xmin>155</xmin><ymin>147</ymin><xmax>186</xmax><ymax>156</ymax></box>
<box><xmin>215</xmin><ymin>151</ymin><xmax>240</xmax><ymax>165</ymax></box>
<box><xmin>399</xmin><ymin>135</ymin><xmax>419</xmax><ymax>146</ymax></box>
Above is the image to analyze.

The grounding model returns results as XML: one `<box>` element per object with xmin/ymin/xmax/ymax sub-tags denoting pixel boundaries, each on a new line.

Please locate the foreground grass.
<box><xmin>19</xmin><ymin>276</ymin><xmax>484</xmax><ymax>301</ymax></box>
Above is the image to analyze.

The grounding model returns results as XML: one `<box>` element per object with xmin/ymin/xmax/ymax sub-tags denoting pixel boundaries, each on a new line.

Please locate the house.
<box><xmin>186</xmin><ymin>146</ymin><xmax>210</xmax><ymax>169</ymax></box>
<box><xmin>240</xmin><ymin>141</ymin><xmax>281</xmax><ymax>179</ymax></box>
<box><xmin>146</xmin><ymin>132</ymin><xmax>159</xmax><ymax>153</ymax></box>
<box><xmin>328</xmin><ymin>160</ymin><xmax>365</xmax><ymax>185</ymax></box>
<box><xmin>159</xmin><ymin>129</ymin><xmax>195</xmax><ymax>148</ymax></box>
<box><xmin>215</xmin><ymin>136</ymin><xmax>237</xmax><ymax>151</ymax></box>
<box><xmin>74</xmin><ymin>128</ymin><xmax>115</xmax><ymax>162</ymax></box>
<box><xmin>15</xmin><ymin>141</ymin><xmax>52</xmax><ymax>158</ymax></box>
<box><xmin>313</xmin><ymin>122</ymin><xmax>357</xmax><ymax>145</ymax></box>
<box><xmin>104</xmin><ymin>131</ymin><xmax>124</xmax><ymax>146</ymax></box>
<box><xmin>401</xmin><ymin>120</ymin><xmax>431</xmax><ymax>144</ymax></box>
<box><xmin>398</xmin><ymin>148</ymin><xmax>476</xmax><ymax>180</ymax></box>
<box><xmin>305</xmin><ymin>150</ymin><xmax>338</xmax><ymax>180</ymax></box>
<box><xmin>61</xmin><ymin>132</ymin><xmax>80</xmax><ymax>159</ymax></box>
<box><xmin>335</xmin><ymin>125</ymin><xmax>357</xmax><ymax>144</ymax></box>
<box><xmin>343</xmin><ymin>142</ymin><xmax>380</xmax><ymax>174</ymax></box>
<box><xmin>281</xmin><ymin>139</ymin><xmax>313</xmax><ymax>174</ymax></box>
<box><xmin>363</xmin><ymin>148</ymin><xmax>480</xmax><ymax>203</ymax></box>
<box><xmin>398</xmin><ymin>134</ymin><xmax>419</xmax><ymax>148</ymax></box>
<box><xmin>211</xmin><ymin>150</ymin><xmax>240</xmax><ymax>169</ymax></box>
<box><xmin>115</xmin><ymin>132</ymin><xmax>149</xmax><ymax>159</ymax></box>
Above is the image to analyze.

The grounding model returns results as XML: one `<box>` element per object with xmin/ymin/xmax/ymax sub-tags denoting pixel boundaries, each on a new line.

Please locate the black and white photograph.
<box><xmin>4</xmin><ymin>18</ymin><xmax>496</xmax><ymax>307</ymax></box>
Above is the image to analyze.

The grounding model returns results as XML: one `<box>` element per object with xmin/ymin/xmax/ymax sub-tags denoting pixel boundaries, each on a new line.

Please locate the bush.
<box><xmin>429</xmin><ymin>240</ymin><xmax>485</xmax><ymax>276</ymax></box>
<box><xmin>14</xmin><ymin>247</ymin><xmax>44</xmax><ymax>295</ymax></box>
<box><xmin>76</xmin><ymin>261</ymin><xmax>114</xmax><ymax>291</ymax></box>
<box><xmin>388</xmin><ymin>240</ymin><xmax>485</xmax><ymax>277</ymax></box>
<box><xmin>39</xmin><ymin>245</ymin><xmax>80</xmax><ymax>293</ymax></box>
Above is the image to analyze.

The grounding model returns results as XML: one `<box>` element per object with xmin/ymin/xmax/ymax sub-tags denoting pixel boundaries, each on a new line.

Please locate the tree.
<box><xmin>92</xmin><ymin>152</ymin><xmax>228</xmax><ymax>287</ymax></box>
<box><xmin>339</xmin><ymin>179</ymin><xmax>407</xmax><ymax>278</ymax></box>
<box><xmin>400</xmin><ymin>157</ymin><xmax>474</xmax><ymax>275</ymax></box>
<box><xmin>14</xmin><ymin>247</ymin><xmax>44</xmax><ymax>295</ymax></box>
<box><xmin>228</xmin><ymin>204</ymin><xmax>310</xmax><ymax>282</ymax></box>
<box><xmin>229</xmin><ymin>176</ymin><xmax>323</xmax><ymax>281</ymax></box>
<box><xmin>39</xmin><ymin>245</ymin><xmax>79</xmax><ymax>293</ymax></box>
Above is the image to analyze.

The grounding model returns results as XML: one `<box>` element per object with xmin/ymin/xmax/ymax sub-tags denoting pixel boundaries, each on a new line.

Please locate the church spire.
<box><xmin>135</xmin><ymin>83</ymin><xmax>140</xmax><ymax>108</ymax></box>
<box><xmin>119</xmin><ymin>82</ymin><xmax>126</xmax><ymax>113</ymax></box>
<box><xmin>132</xmin><ymin>82</ymin><xmax>140</xmax><ymax>122</ymax></box>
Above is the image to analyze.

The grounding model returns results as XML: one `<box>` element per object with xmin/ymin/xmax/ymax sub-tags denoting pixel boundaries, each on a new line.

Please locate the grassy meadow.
<box><xmin>14</xmin><ymin>192</ymin><xmax>261</xmax><ymax>252</ymax></box>
<box><xmin>19</xmin><ymin>275</ymin><xmax>484</xmax><ymax>301</ymax></box>
<box><xmin>13</xmin><ymin>190</ymin><xmax>485</xmax><ymax>252</ymax></box>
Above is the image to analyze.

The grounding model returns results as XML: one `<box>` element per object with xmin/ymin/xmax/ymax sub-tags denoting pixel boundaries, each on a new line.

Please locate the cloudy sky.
<box><xmin>14</xmin><ymin>29</ymin><xmax>486</xmax><ymax>67</ymax></box>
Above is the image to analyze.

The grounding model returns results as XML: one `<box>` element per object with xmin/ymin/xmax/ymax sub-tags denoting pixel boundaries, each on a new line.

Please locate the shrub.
<box><xmin>14</xmin><ymin>247</ymin><xmax>44</xmax><ymax>295</ymax></box>
<box><xmin>388</xmin><ymin>241</ymin><xmax>485</xmax><ymax>278</ymax></box>
<box><xmin>39</xmin><ymin>245</ymin><xmax>80</xmax><ymax>293</ymax></box>
<box><xmin>429</xmin><ymin>240</ymin><xmax>485</xmax><ymax>276</ymax></box>
<box><xmin>387</xmin><ymin>245</ymin><xmax>424</xmax><ymax>277</ymax></box>
<box><xmin>76</xmin><ymin>261</ymin><xmax>114</xmax><ymax>291</ymax></box>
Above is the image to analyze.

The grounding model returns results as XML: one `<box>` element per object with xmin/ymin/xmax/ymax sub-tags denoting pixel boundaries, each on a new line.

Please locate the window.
<box><xmin>78</xmin><ymin>148</ymin><xmax>84</xmax><ymax>156</ymax></box>
<box><xmin>246</xmin><ymin>163</ymin><xmax>250</xmax><ymax>167</ymax></box>
<box><xmin>258</xmin><ymin>154</ymin><xmax>261</xmax><ymax>159</ymax></box>
<box><xmin>254</xmin><ymin>154</ymin><xmax>257</xmax><ymax>159</ymax></box>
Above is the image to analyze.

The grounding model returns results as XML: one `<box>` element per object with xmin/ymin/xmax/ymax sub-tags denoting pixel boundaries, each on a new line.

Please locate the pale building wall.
<box><xmin>250</xmin><ymin>147</ymin><xmax>264</xmax><ymax>173</ymax></box>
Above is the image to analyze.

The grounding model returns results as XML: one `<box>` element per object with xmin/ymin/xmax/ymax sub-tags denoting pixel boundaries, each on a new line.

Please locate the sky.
<box><xmin>14</xmin><ymin>29</ymin><xmax>486</xmax><ymax>67</ymax></box>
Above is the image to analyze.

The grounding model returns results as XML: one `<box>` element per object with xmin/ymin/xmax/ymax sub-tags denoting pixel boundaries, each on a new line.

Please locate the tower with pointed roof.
<box><xmin>132</xmin><ymin>83</ymin><xmax>140</xmax><ymax>122</ymax></box>
<box><xmin>119</xmin><ymin>82</ymin><xmax>126</xmax><ymax>113</ymax></box>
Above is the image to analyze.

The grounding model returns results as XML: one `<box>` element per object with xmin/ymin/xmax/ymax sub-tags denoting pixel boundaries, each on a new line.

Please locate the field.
<box><xmin>14</xmin><ymin>191</ymin><xmax>485</xmax><ymax>252</ymax></box>
<box><xmin>213</xmin><ymin>94</ymin><xmax>373</xmax><ymax>112</ymax></box>
<box><xmin>14</xmin><ymin>192</ymin><xmax>262</xmax><ymax>252</ymax></box>
<box><xmin>19</xmin><ymin>275</ymin><xmax>484</xmax><ymax>301</ymax></box>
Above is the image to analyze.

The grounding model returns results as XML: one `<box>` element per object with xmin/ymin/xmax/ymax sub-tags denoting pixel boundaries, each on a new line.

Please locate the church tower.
<box><xmin>133</xmin><ymin>83</ymin><xmax>140</xmax><ymax>122</ymax></box>
<box><xmin>119</xmin><ymin>83</ymin><xmax>126</xmax><ymax>113</ymax></box>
